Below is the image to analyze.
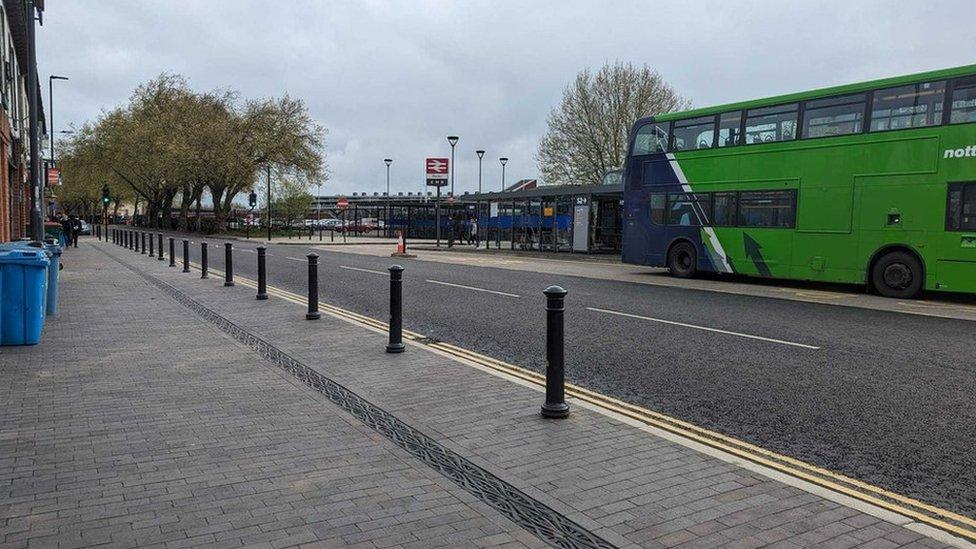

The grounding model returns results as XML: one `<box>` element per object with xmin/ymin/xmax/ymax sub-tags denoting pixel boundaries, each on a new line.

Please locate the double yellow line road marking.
<box><xmin>184</xmin><ymin>259</ymin><xmax>976</xmax><ymax>544</ymax></box>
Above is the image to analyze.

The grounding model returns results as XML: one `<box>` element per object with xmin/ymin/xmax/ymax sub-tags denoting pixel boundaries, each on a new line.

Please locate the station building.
<box><xmin>310</xmin><ymin>174</ymin><xmax>623</xmax><ymax>254</ymax></box>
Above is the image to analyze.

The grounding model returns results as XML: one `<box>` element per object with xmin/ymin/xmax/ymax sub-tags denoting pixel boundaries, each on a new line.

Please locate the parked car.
<box><xmin>339</xmin><ymin>222</ymin><xmax>373</xmax><ymax>234</ymax></box>
<box><xmin>320</xmin><ymin>218</ymin><xmax>343</xmax><ymax>229</ymax></box>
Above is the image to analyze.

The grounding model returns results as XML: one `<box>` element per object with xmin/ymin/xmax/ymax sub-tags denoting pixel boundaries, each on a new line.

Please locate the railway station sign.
<box><xmin>425</xmin><ymin>157</ymin><xmax>448</xmax><ymax>187</ymax></box>
<box><xmin>337</xmin><ymin>196</ymin><xmax>349</xmax><ymax>210</ymax></box>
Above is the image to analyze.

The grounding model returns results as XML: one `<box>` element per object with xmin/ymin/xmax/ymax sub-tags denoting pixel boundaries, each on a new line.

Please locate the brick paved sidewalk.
<box><xmin>0</xmin><ymin>240</ymin><xmax>963</xmax><ymax>548</ymax></box>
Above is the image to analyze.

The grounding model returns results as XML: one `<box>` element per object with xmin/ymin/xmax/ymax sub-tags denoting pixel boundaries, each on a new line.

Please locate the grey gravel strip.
<box><xmin>101</xmin><ymin>246</ymin><xmax>616</xmax><ymax>549</ymax></box>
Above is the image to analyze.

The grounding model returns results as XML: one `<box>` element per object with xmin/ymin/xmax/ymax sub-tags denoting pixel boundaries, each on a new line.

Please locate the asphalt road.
<box><xmin>152</xmin><ymin>233</ymin><xmax>976</xmax><ymax>518</ymax></box>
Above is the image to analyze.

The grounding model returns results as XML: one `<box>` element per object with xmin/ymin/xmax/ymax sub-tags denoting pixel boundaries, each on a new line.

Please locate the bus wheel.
<box><xmin>871</xmin><ymin>251</ymin><xmax>923</xmax><ymax>298</ymax></box>
<box><xmin>668</xmin><ymin>242</ymin><xmax>697</xmax><ymax>278</ymax></box>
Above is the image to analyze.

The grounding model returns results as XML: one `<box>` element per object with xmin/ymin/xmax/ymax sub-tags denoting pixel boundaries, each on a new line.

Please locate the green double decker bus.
<box><xmin>621</xmin><ymin>64</ymin><xmax>976</xmax><ymax>297</ymax></box>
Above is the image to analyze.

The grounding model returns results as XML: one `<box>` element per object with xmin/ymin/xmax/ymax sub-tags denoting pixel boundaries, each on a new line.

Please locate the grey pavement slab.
<box><xmin>0</xmin><ymin>243</ymin><xmax>546</xmax><ymax>549</ymax></box>
<box><xmin>70</xmin><ymin>239</ymin><xmax>963</xmax><ymax>548</ymax></box>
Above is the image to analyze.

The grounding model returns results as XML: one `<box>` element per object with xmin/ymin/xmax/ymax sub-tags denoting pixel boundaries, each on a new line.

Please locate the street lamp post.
<box><xmin>48</xmin><ymin>75</ymin><xmax>68</xmax><ymax>166</ymax></box>
<box><xmin>499</xmin><ymin>157</ymin><xmax>509</xmax><ymax>191</ymax></box>
<box><xmin>476</xmin><ymin>150</ymin><xmax>485</xmax><ymax>194</ymax></box>
<box><xmin>384</xmin><ymin>158</ymin><xmax>393</xmax><ymax>237</ymax></box>
<box><xmin>447</xmin><ymin>135</ymin><xmax>458</xmax><ymax>197</ymax></box>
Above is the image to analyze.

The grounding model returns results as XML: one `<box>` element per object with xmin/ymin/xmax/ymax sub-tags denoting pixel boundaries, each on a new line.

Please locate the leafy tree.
<box><xmin>272</xmin><ymin>173</ymin><xmax>313</xmax><ymax>229</ymax></box>
<box><xmin>537</xmin><ymin>62</ymin><xmax>690</xmax><ymax>186</ymax></box>
<box><xmin>56</xmin><ymin>74</ymin><xmax>327</xmax><ymax>231</ymax></box>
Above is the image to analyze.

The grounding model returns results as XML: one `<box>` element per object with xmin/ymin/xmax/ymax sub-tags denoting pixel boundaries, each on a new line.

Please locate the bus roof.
<box><xmin>652</xmin><ymin>64</ymin><xmax>976</xmax><ymax>122</ymax></box>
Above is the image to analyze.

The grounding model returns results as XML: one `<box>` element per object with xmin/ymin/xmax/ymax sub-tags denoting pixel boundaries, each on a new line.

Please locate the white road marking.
<box><xmin>586</xmin><ymin>307</ymin><xmax>821</xmax><ymax>350</ymax></box>
<box><xmin>285</xmin><ymin>257</ymin><xmax>305</xmax><ymax>262</ymax></box>
<box><xmin>339</xmin><ymin>265</ymin><xmax>387</xmax><ymax>275</ymax></box>
<box><xmin>425</xmin><ymin>279</ymin><xmax>521</xmax><ymax>298</ymax></box>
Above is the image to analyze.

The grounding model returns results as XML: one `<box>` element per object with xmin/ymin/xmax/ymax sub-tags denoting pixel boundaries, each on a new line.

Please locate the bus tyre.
<box><xmin>668</xmin><ymin>242</ymin><xmax>697</xmax><ymax>278</ymax></box>
<box><xmin>871</xmin><ymin>251</ymin><xmax>923</xmax><ymax>298</ymax></box>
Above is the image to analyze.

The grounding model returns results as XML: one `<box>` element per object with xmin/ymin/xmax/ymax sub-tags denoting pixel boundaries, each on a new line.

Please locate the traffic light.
<box><xmin>248</xmin><ymin>191</ymin><xmax>257</xmax><ymax>208</ymax></box>
<box><xmin>101</xmin><ymin>185</ymin><xmax>110</xmax><ymax>206</ymax></box>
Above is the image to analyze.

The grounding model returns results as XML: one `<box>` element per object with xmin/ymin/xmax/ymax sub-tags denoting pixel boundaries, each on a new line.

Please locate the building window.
<box><xmin>666</xmin><ymin>193</ymin><xmax>711</xmax><ymax>226</ymax></box>
<box><xmin>717</xmin><ymin>112</ymin><xmax>743</xmax><ymax>147</ymax></box>
<box><xmin>738</xmin><ymin>190</ymin><xmax>796</xmax><ymax>228</ymax></box>
<box><xmin>670</xmin><ymin>116</ymin><xmax>716</xmax><ymax>151</ymax></box>
<box><xmin>870</xmin><ymin>81</ymin><xmax>945</xmax><ymax>131</ymax></box>
<box><xmin>745</xmin><ymin>104</ymin><xmax>798</xmax><ymax>144</ymax></box>
<box><xmin>632</xmin><ymin>122</ymin><xmax>670</xmax><ymax>155</ymax></box>
<box><xmin>802</xmin><ymin>93</ymin><xmax>867</xmax><ymax>138</ymax></box>
<box><xmin>947</xmin><ymin>183</ymin><xmax>976</xmax><ymax>231</ymax></box>
<box><xmin>950</xmin><ymin>76</ymin><xmax>976</xmax><ymax>125</ymax></box>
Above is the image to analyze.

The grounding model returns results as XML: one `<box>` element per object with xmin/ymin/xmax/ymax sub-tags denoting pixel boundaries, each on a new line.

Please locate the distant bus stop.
<box><xmin>311</xmin><ymin>183</ymin><xmax>623</xmax><ymax>254</ymax></box>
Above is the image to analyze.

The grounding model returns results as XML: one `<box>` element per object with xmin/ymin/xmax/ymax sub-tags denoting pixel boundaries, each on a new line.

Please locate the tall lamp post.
<box><xmin>447</xmin><ymin>135</ymin><xmax>458</xmax><ymax>196</ymax></box>
<box><xmin>48</xmin><ymin>75</ymin><xmax>67</xmax><ymax>218</ymax></box>
<box><xmin>476</xmin><ymin>150</ymin><xmax>485</xmax><ymax>194</ymax></box>
<box><xmin>499</xmin><ymin>157</ymin><xmax>509</xmax><ymax>191</ymax></box>
<box><xmin>384</xmin><ymin>158</ymin><xmax>393</xmax><ymax>237</ymax></box>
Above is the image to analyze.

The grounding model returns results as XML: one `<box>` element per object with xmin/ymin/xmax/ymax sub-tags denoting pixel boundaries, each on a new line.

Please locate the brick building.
<box><xmin>0</xmin><ymin>0</ymin><xmax>42</xmax><ymax>243</ymax></box>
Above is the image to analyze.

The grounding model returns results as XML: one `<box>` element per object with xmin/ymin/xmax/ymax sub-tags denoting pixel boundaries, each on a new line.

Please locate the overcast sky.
<box><xmin>38</xmin><ymin>1</ymin><xmax>976</xmax><ymax>197</ymax></box>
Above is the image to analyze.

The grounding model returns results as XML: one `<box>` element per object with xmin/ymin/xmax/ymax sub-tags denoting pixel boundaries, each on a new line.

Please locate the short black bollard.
<box><xmin>141</xmin><ymin>232</ymin><xmax>147</xmax><ymax>254</ymax></box>
<box><xmin>157</xmin><ymin>234</ymin><xmax>164</xmax><ymax>260</ymax></box>
<box><xmin>200</xmin><ymin>242</ymin><xmax>209</xmax><ymax>279</ymax></box>
<box><xmin>541</xmin><ymin>285</ymin><xmax>570</xmax><ymax>419</ymax></box>
<box><xmin>129</xmin><ymin>230</ymin><xmax>134</xmax><ymax>250</ymax></box>
<box><xmin>385</xmin><ymin>265</ymin><xmax>405</xmax><ymax>353</ymax></box>
<box><xmin>169</xmin><ymin>238</ymin><xmax>175</xmax><ymax>267</ymax></box>
<box><xmin>306</xmin><ymin>253</ymin><xmax>320</xmax><ymax>320</ymax></box>
<box><xmin>223</xmin><ymin>243</ymin><xmax>234</xmax><ymax>286</ymax></box>
<box><xmin>135</xmin><ymin>231</ymin><xmax>140</xmax><ymax>252</ymax></box>
<box><xmin>148</xmin><ymin>232</ymin><xmax>154</xmax><ymax>257</ymax></box>
<box><xmin>123</xmin><ymin>230</ymin><xmax>127</xmax><ymax>249</ymax></box>
<box><xmin>182</xmin><ymin>239</ymin><xmax>190</xmax><ymax>272</ymax></box>
<box><xmin>256</xmin><ymin>246</ymin><xmax>268</xmax><ymax>300</ymax></box>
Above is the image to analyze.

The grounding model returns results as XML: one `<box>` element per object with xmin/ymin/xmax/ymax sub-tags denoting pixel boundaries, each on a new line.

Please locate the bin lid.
<box><xmin>0</xmin><ymin>249</ymin><xmax>50</xmax><ymax>267</ymax></box>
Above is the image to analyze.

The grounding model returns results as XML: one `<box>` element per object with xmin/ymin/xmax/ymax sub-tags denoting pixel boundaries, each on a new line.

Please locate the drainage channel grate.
<box><xmin>103</xmin><ymin>247</ymin><xmax>617</xmax><ymax>549</ymax></box>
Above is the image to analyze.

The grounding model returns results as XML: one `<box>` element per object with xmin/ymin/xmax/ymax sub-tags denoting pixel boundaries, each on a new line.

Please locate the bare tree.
<box><xmin>537</xmin><ymin>62</ymin><xmax>690</xmax><ymax>186</ymax></box>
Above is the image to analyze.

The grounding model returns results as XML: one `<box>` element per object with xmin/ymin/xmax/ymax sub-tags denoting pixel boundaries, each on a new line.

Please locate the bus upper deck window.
<box><xmin>745</xmin><ymin>104</ymin><xmax>798</xmax><ymax>144</ymax></box>
<box><xmin>717</xmin><ymin>112</ymin><xmax>743</xmax><ymax>147</ymax></box>
<box><xmin>632</xmin><ymin>122</ymin><xmax>670</xmax><ymax>156</ymax></box>
<box><xmin>950</xmin><ymin>76</ymin><xmax>976</xmax><ymax>124</ymax></box>
<box><xmin>671</xmin><ymin>116</ymin><xmax>716</xmax><ymax>151</ymax></box>
<box><xmin>870</xmin><ymin>81</ymin><xmax>945</xmax><ymax>131</ymax></box>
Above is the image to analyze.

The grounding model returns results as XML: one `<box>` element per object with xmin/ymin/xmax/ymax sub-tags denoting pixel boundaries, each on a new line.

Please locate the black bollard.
<box><xmin>182</xmin><ymin>239</ymin><xmax>190</xmax><ymax>272</ymax></box>
<box><xmin>135</xmin><ymin>231</ymin><xmax>140</xmax><ymax>253</ymax></box>
<box><xmin>141</xmin><ymin>232</ymin><xmax>147</xmax><ymax>254</ymax></box>
<box><xmin>256</xmin><ymin>246</ymin><xmax>268</xmax><ymax>300</ymax></box>
<box><xmin>157</xmin><ymin>234</ymin><xmax>164</xmax><ymax>260</ymax></box>
<box><xmin>129</xmin><ymin>230</ymin><xmax>134</xmax><ymax>250</ymax></box>
<box><xmin>148</xmin><ymin>232</ymin><xmax>154</xmax><ymax>257</ymax></box>
<box><xmin>223</xmin><ymin>243</ymin><xmax>234</xmax><ymax>286</ymax></box>
<box><xmin>306</xmin><ymin>253</ymin><xmax>320</xmax><ymax>320</ymax></box>
<box><xmin>169</xmin><ymin>238</ymin><xmax>175</xmax><ymax>267</ymax></box>
<box><xmin>385</xmin><ymin>265</ymin><xmax>405</xmax><ymax>353</ymax></box>
<box><xmin>200</xmin><ymin>242</ymin><xmax>209</xmax><ymax>279</ymax></box>
<box><xmin>541</xmin><ymin>286</ymin><xmax>570</xmax><ymax>419</ymax></box>
<box><xmin>123</xmin><ymin>230</ymin><xmax>127</xmax><ymax>249</ymax></box>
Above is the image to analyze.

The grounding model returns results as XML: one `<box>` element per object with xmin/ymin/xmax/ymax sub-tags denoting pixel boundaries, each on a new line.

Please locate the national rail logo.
<box><xmin>943</xmin><ymin>145</ymin><xmax>976</xmax><ymax>158</ymax></box>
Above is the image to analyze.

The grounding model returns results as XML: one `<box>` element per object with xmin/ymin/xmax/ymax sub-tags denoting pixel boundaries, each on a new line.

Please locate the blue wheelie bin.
<box><xmin>0</xmin><ymin>249</ymin><xmax>49</xmax><ymax>345</ymax></box>
<box><xmin>42</xmin><ymin>239</ymin><xmax>62</xmax><ymax>316</ymax></box>
<box><xmin>0</xmin><ymin>240</ymin><xmax>60</xmax><ymax>315</ymax></box>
